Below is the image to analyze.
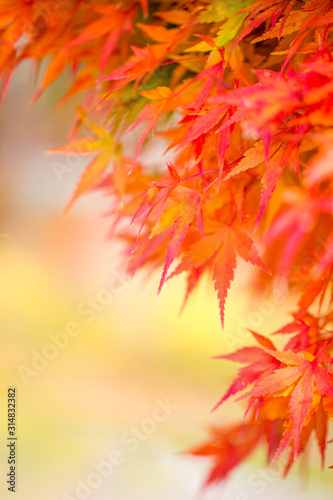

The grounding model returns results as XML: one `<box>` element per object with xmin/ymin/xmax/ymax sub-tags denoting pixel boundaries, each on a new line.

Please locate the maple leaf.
<box><xmin>229</xmin><ymin>0</ymin><xmax>333</xmax><ymax>75</ymax></box>
<box><xmin>128</xmin><ymin>85</ymin><xmax>189</xmax><ymax>166</ymax></box>
<box><xmin>98</xmin><ymin>43</ymin><xmax>165</xmax><ymax>93</ymax></box>
<box><xmin>171</xmin><ymin>47</ymin><xmax>237</xmax><ymax>185</ymax></box>
<box><xmin>229</xmin><ymin>1</ymin><xmax>291</xmax><ymax>50</ymax></box>
<box><xmin>200</xmin><ymin>0</ymin><xmax>253</xmax><ymax>48</ymax></box>
<box><xmin>273</xmin><ymin>312</ymin><xmax>318</xmax><ymax>353</ymax></box>
<box><xmin>252</xmin><ymin>9</ymin><xmax>310</xmax><ymax>44</ymax></box>
<box><xmin>263</xmin><ymin>186</ymin><xmax>332</xmax><ymax>279</ymax></box>
<box><xmin>189</xmin><ymin>422</ymin><xmax>262</xmax><ymax>484</ymax></box>
<box><xmin>132</xmin><ymin>162</ymin><xmax>181</xmax><ymax>237</ymax></box>
<box><xmin>4</xmin><ymin>0</ymin><xmax>333</xmax><ymax>486</ymax></box>
<box><xmin>212</xmin><ymin>330</ymin><xmax>278</xmax><ymax>409</ymax></box>
<box><xmin>30</xmin><ymin>57</ymin><xmax>65</xmax><ymax>103</ymax></box>
<box><xmin>182</xmin><ymin>41</ymin><xmax>225</xmax><ymax>110</ymax></box>
<box><xmin>131</xmin><ymin>163</ymin><xmax>203</xmax><ymax>293</ymax></box>
<box><xmin>212</xmin><ymin>348</ymin><xmax>278</xmax><ymax>412</ymax></box>
<box><xmin>169</xmin><ymin>224</ymin><xmax>270</xmax><ymax>327</ymax></box>
<box><xmin>47</xmin><ymin>120</ymin><xmax>114</xmax><ymax>215</ymax></box>
<box><xmin>63</xmin><ymin>4</ymin><xmax>138</xmax><ymax>72</ymax></box>
<box><xmin>315</xmin><ymin>399</ymin><xmax>328</xmax><ymax>468</ymax></box>
<box><xmin>177</xmin><ymin>103</ymin><xmax>227</xmax><ymax>150</ymax></box>
<box><xmin>238</xmin><ymin>345</ymin><xmax>333</xmax><ymax>459</ymax></box>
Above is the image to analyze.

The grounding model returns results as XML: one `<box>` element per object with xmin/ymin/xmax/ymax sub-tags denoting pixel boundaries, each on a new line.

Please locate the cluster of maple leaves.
<box><xmin>3</xmin><ymin>0</ymin><xmax>333</xmax><ymax>484</ymax></box>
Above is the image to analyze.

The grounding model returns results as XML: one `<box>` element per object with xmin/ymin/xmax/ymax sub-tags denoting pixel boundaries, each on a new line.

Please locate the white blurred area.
<box><xmin>0</xmin><ymin>62</ymin><xmax>332</xmax><ymax>500</ymax></box>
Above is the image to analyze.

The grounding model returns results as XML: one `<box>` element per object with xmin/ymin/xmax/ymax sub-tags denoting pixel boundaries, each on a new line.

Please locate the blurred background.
<box><xmin>0</xmin><ymin>62</ymin><xmax>332</xmax><ymax>500</ymax></box>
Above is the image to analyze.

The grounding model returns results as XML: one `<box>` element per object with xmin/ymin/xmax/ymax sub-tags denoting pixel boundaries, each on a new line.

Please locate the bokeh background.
<box><xmin>0</xmin><ymin>62</ymin><xmax>332</xmax><ymax>500</ymax></box>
